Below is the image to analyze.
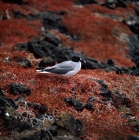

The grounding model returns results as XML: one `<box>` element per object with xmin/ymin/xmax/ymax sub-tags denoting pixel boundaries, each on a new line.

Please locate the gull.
<box><xmin>36</xmin><ymin>56</ymin><xmax>82</xmax><ymax>77</ymax></box>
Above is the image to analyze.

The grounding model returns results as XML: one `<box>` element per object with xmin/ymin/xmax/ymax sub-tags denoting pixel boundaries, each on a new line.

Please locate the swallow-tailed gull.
<box><xmin>36</xmin><ymin>56</ymin><xmax>82</xmax><ymax>77</ymax></box>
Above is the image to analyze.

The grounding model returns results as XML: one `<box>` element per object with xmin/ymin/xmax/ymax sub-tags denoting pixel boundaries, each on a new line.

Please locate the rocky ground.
<box><xmin>1</xmin><ymin>0</ymin><xmax>139</xmax><ymax>139</ymax></box>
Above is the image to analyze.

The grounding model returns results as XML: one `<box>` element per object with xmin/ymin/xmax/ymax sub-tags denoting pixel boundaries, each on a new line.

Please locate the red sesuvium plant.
<box><xmin>0</xmin><ymin>65</ymin><xmax>139</xmax><ymax>139</ymax></box>
<box><xmin>26</xmin><ymin>0</ymin><xmax>73</xmax><ymax>12</ymax></box>
<box><xmin>0</xmin><ymin>0</ymin><xmax>135</xmax><ymax>67</ymax></box>
<box><xmin>0</xmin><ymin>19</ymin><xmax>41</xmax><ymax>45</ymax></box>
<box><xmin>62</xmin><ymin>6</ymin><xmax>134</xmax><ymax>67</ymax></box>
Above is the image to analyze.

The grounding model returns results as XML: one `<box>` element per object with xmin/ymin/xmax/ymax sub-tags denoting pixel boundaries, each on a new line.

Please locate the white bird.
<box><xmin>36</xmin><ymin>56</ymin><xmax>82</xmax><ymax>77</ymax></box>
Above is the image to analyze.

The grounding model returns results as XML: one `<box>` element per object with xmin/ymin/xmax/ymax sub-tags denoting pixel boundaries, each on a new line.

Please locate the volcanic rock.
<box><xmin>101</xmin><ymin>0</ymin><xmax>127</xmax><ymax>9</ymax></box>
<box><xmin>126</xmin><ymin>35</ymin><xmax>139</xmax><ymax>68</ymax></box>
<box><xmin>54</xmin><ymin>136</ymin><xmax>82</xmax><ymax>140</ymax></box>
<box><xmin>56</xmin><ymin>112</ymin><xmax>83</xmax><ymax>137</ymax></box>
<box><xmin>123</xmin><ymin>15</ymin><xmax>139</xmax><ymax>26</ymax></box>
<box><xmin>3</xmin><ymin>0</ymin><xmax>23</xmax><ymax>5</ymax></box>
<box><xmin>64</xmin><ymin>98</ymin><xmax>84</xmax><ymax>111</ymax></box>
<box><xmin>85</xmin><ymin>102</ymin><xmax>94</xmax><ymax>110</ymax></box>
<box><xmin>76</xmin><ymin>0</ymin><xmax>98</xmax><ymax>5</ymax></box>
<box><xmin>107</xmin><ymin>59</ymin><xmax>115</xmax><ymax>66</ymax></box>
<box><xmin>0</xmin><ymin>95</ymin><xmax>17</xmax><ymax>110</ymax></box>
<box><xmin>83</xmin><ymin>57</ymin><xmax>101</xmax><ymax>69</ymax></box>
<box><xmin>100</xmin><ymin>90</ymin><xmax>112</xmax><ymax>98</ymax></box>
<box><xmin>130</xmin><ymin>23</ymin><xmax>139</xmax><ymax>35</ymax></box>
<box><xmin>0</xmin><ymin>88</ymin><xmax>4</xmax><ymax>96</ymax></box>
<box><xmin>14</xmin><ymin>42</ymin><xmax>28</xmax><ymax>52</ymax></box>
<box><xmin>98</xmin><ymin>80</ymin><xmax>108</xmax><ymax>90</ymax></box>
<box><xmin>40</xmin><ymin>12</ymin><xmax>67</xmax><ymax>33</ymax></box>
<box><xmin>129</xmin><ymin>135</ymin><xmax>139</xmax><ymax>140</ymax></box>
<box><xmin>16</xmin><ymin>57</ymin><xmax>32</xmax><ymax>68</ymax></box>
<box><xmin>10</xmin><ymin>82</ymin><xmax>31</xmax><ymax>95</ymax></box>
<box><xmin>98</xmin><ymin>80</ymin><xmax>112</xmax><ymax>98</ymax></box>
<box><xmin>39</xmin><ymin>105</ymin><xmax>47</xmax><ymax>114</ymax></box>
<box><xmin>38</xmin><ymin>57</ymin><xmax>56</xmax><ymax>67</ymax></box>
<box><xmin>27</xmin><ymin>37</ymin><xmax>82</xmax><ymax>62</ymax></box>
<box><xmin>13</xmin><ymin>11</ymin><xmax>27</xmax><ymax>19</ymax></box>
<box><xmin>3</xmin><ymin>106</ymin><xmax>21</xmax><ymax>130</ymax></box>
<box><xmin>112</xmin><ymin>91</ymin><xmax>132</xmax><ymax>108</ymax></box>
<box><xmin>13</xmin><ymin>127</ymin><xmax>42</xmax><ymax>140</ymax></box>
<box><xmin>135</xmin><ymin>8</ymin><xmax>139</xmax><ymax>16</ymax></box>
<box><xmin>42</xmin><ymin>31</ymin><xmax>61</xmax><ymax>46</ymax></box>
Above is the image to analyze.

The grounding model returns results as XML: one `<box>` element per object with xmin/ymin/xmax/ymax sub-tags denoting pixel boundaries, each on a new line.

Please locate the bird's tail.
<box><xmin>36</xmin><ymin>67</ymin><xmax>43</xmax><ymax>71</ymax></box>
<box><xmin>36</xmin><ymin>67</ymin><xmax>49</xmax><ymax>73</ymax></box>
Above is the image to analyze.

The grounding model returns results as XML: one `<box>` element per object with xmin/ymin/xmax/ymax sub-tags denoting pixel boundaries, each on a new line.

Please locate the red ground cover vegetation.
<box><xmin>62</xmin><ymin>6</ymin><xmax>134</xmax><ymax>67</ymax></box>
<box><xmin>0</xmin><ymin>64</ymin><xmax>139</xmax><ymax>139</ymax></box>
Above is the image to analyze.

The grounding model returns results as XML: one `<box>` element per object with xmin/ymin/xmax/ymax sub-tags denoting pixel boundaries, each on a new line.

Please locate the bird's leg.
<box><xmin>68</xmin><ymin>77</ymin><xmax>76</xmax><ymax>93</ymax></box>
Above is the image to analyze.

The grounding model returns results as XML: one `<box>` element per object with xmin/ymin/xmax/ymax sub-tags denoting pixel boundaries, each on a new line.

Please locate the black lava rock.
<box><xmin>130</xmin><ymin>23</ymin><xmax>139</xmax><ymax>35</ymax></box>
<box><xmin>101</xmin><ymin>0</ymin><xmax>117</xmax><ymax>9</ymax></box>
<box><xmin>98</xmin><ymin>80</ymin><xmax>108</xmax><ymax>90</ymax></box>
<box><xmin>13</xmin><ymin>11</ymin><xmax>68</xmax><ymax>34</ymax></box>
<box><xmin>100</xmin><ymin>90</ymin><xmax>112</xmax><ymax>98</ymax></box>
<box><xmin>75</xmin><ymin>119</ymin><xmax>84</xmax><ymax>136</ymax></box>
<box><xmin>85</xmin><ymin>102</ymin><xmax>93</xmax><ymax>110</ymax></box>
<box><xmin>87</xmin><ymin>96</ymin><xmax>97</xmax><ymax>101</ymax></box>
<box><xmin>27</xmin><ymin>37</ymin><xmax>51</xmax><ymax>58</ymax></box>
<box><xmin>14</xmin><ymin>42</ymin><xmax>28</xmax><ymax>52</ymax></box>
<box><xmin>122</xmin><ymin>97</ymin><xmax>132</xmax><ymax>108</ymax></box>
<box><xmin>101</xmin><ymin>0</ymin><xmax>127</xmax><ymax>9</ymax></box>
<box><xmin>130</xmin><ymin>68</ymin><xmax>139</xmax><ymax>76</ymax></box>
<box><xmin>33</xmin><ymin>103</ymin><xmax>40</xmax><ymax>110</ymax></box>
<box><xmin>0</xmin><ymin>96</ymin><xmax>17</xmax><ymax>110</ymax></box>
<box><xmin>54</xmin><ymin>136</ymin><xmax>82</xmax><ymax>140</ymax></box>
<box><xmin>107</xmin><ymin>59</ymin><xmax>115</xmax><ymax>66</ymax></box>
<box><xmin>15</xmin><ymin>94</ymin><xmax>26</xmax><ymax>103</ymax></box>
<box><xmin>114</xmin><ymin>66</ymin><xmax>129</xmax><ymax>74</ymax></box>
<box><xmin>83</xmin><ymin>57</ymin><xmax>101</xmax><ymax>69</ymax></box>
<box><xmin>134</xmin><ymin>124</ymin><xmax>139</xmax><ymax>132</ymax></box>
<box><xmin>112</xmin><ymin>91</ymin><xmax>131</xmax><ymax>108</ymax></box>
<box><xmin>126</xmin><ymin>35</ymin><xmax>139</xmax><ymax>68</ymax></box>
<box><xmin>40</xmin><ymin>12</ymin><xmax>67</xmax><ymax>33</ymax></box>
<box><xmin>98</xmin><ymin>80</ymin><xmax>112</xmax><ymax>98</ymax></box>
<box><xmin>19</xmin><ymin>122</ymin><xmax>32</xmax><ymax>132</ymax></box>
<box><xmin>123</xmin><ymin>15</ymin><xmax>139</xmax><ymax>26</ymax></box>
<box><xmin>27</xmin><ymin>37</ymin><xmax>67</xmax><ymax>62</ymax></box>
<box><xmin>3</xmin><ymin>106</ymin><xmax>21</xmax><ymax>130</ymax></box>
<box><xmin>3</xmin><ymin>0</ymin><xmax>23</xmax><ymax>5</ymax></box>
<box><xmin>3</xmin><ymin>57</ymin><xmax>11</xmax><ymax>66</ymax></box>
<box><xmin>115</xmin><ymin>0</ymin><xmax>127</xmax><ymax>8</ymax></box>
<box><xmin>76</xmin><ymin>0</ymin><xmax>98</xmax><ymax>5</ymax></box>
<box><xmin>135</xmin><ymin>8</ymin><xmax>139</xmax><ymax>16</ymax></box>
<box><xmin>13</xmin><ymin>126</ymin><xmax>42</xmax><ymax>140</ymax></box>
<box><xmin>13</xmin><ymin>11</ymin><xmax>27</xmax><ymax>18</ymax></box>
<box><xmin>56</xmin><ymin>112</ymin><xmax>83</xmax><ymax>137</ymax></box>
<box><xmin>129</xmin><ymin>135</ymin><xmax>139</xmax><ymax>140</ymax></box>
<box><xmin>0</xmin><ymin>88</ymin><xmax>4</xmax><ymax>96</ymax></box>
<box><xmin>42</xmin><ymin>31</ymin><xmax>61</xmax><ymax>46</ymax></box>
<box><xmin>27</xmin><ymin>37</ymin><xmax>82</xmax><ymax>63</ymax></box>
<box><xmin>41</xmin><ymin>124</ymin><xmax>58</xmax><ymax>138</ymax></box>
<box><xmin>10</xmin><ymin>82</ymin><xmax>31</xmax><ymax>95</ymax></box>
<box><xmin>64</xmin><ymin>98</ymin><xmax>84</xmax><ymax>111</ymax></box>
<box><xmin>16</xmin><ymin>57</ymin><xmax>32</xmax><ymax>68</ymax></box>
<box><xmin>38</xmin><ymin>57</ymin><xmax>56</xmax><ymax>67</ymax></box>
<box><xmin>39</xmin><ymin>105</ymin><xmax>47</xmax><ymax>114</ymax></box>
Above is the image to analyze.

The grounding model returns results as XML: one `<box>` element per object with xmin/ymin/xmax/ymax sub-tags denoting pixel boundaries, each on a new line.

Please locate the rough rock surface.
<box><xmin>10</xmin><ymin>82</ymin><xmax>31</xmax><ymax>95</ymax></box>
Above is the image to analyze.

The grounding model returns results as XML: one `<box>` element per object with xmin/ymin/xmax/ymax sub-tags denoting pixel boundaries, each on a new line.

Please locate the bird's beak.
<box><xmin>80</xmin><ymin>59</ymin><xmax>86</xmax><ymax>63</ymax></box>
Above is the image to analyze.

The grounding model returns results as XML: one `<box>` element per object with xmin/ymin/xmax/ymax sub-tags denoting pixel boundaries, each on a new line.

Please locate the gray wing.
<box><xmin>43</xmin><ymin>62</ymin><xmax>75</xmax><ymax>74</ymax></box>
